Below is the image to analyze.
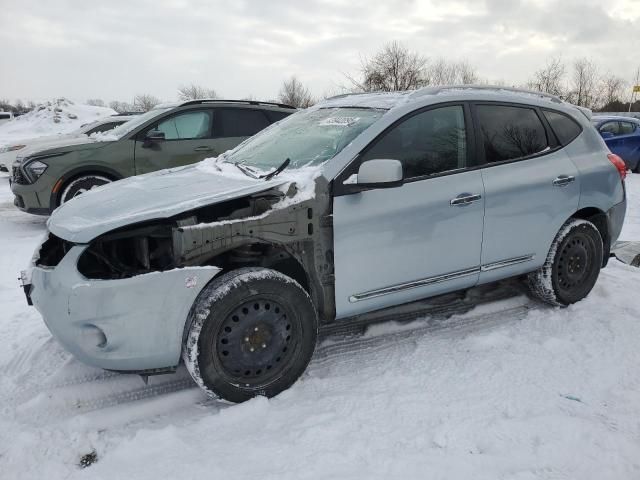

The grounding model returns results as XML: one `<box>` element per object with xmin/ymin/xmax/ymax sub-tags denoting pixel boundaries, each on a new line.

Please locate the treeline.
<box><xmin>2</xmin><ymin>42</ymin><xmax>639</xmax><ymax>114</ymax></box>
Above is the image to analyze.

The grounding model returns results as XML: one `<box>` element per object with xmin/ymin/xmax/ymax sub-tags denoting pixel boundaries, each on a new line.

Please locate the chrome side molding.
<box><xmin>480</xmin><ymin>254</ymin><xmax>535</xmax><ymax>272</ymax></box>
<box><xmin>349</xmin><ymin>254</ymin><xmax>536</xmax><ymax>303</ymax></box>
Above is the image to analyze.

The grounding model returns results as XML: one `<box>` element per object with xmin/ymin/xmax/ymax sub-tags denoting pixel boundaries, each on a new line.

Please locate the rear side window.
<box><xmin>265</xmin><ymin>110</ymin><xmax>293</xmax><ymax>123</ymax></box>
<box><xmin>360</xmin><ymin>105</ymin><xmax>467</xmax><ymax>179</ymax></box>
<box><xmin>619</xmin><ymin>122</ymin><xmax>637</xmax><ymax>135</ymax></box>
<box><xmin>543</xmin><ymin>110</ymin><xmax>582</xmax><ymax>146</ymax></box>
<box><xmin>476</xmin><ymin>105</ymin><xmax>548</xmax><ymax>163</ymax></box>
<box><xmin>217</xmin><ymin>109</ymin><xmax>270</xmax><ymax>137</ymax></box>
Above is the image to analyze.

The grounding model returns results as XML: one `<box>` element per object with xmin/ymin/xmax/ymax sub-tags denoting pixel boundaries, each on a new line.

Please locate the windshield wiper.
<box><xmin>261</xmin><ymin>158</ymin><xmax>290</xmax><ymax>181</ymax></box>
<box><xmin>234</xmin><ymin>162</ymin><xmax>259</xmax><ymax>179</ymax></box>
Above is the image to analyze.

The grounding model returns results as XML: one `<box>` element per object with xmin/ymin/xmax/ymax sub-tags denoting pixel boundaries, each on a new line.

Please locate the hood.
<box><xmin>17</xmin><ymin>136</ymin><xmax>111</xmax><ymax>161</ymax></box>
<box><xmin>48</xmin><ymin>164</ymin><xmax>287</xmax><ymax>243</ymax></box>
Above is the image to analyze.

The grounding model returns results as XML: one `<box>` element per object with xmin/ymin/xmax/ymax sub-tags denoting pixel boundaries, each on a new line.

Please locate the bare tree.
<box><xmin>350</xmin><ymin>41</ymin><xmax>427</xmax><ymax>92</ymax></box>
<box><xmin>457</xmin><ymin>60</ymin><xmax>479</xmax><ymax>84</ymax></box>
<box><xmin>133</xmin><ymin>94</ymin><xmax>161</xmax><ymax>112</ymax></box>
<box><xmin>569</xmin><ymin>58</ymin><xmax>599</xmax><ymax>108</ymax></box>
<box><xmin>600</xmin><ymin>74</ymin><xmax>626</xmax><ymax>106</ymax></box>
<box><xmin>425</xmin><ymin>58</ymin><xmax>479</xmax><ymax>85</ymax></box>
<box><xmin>86</xmin><ymin>99</ymin><xmax>105</xmax><ymax>107</ymax></box>
<box><xmin>278</xmin><ymin>76</ymin><xmax>315</xmax><ymax>108</ymax></box>
<box><xmin>109</xmin><ymin>100</ymin><xmax>136</xmax><ymax>113</ymax></box>
<box><xmin>527</xmin><ymin>57</ymin><xmax>566</xmax><ymax>96</ymax></box>
<box><xmin>177</xmin><ymin>84</ymin><xmax>218</xmax><ymax>101</ymax></box>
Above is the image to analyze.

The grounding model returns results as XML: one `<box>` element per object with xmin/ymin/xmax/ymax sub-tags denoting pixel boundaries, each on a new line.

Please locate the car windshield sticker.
<box><xmin>319</xmin><ymin>116</ymin><xmax>360</xmax><ymax>127</ymax></box>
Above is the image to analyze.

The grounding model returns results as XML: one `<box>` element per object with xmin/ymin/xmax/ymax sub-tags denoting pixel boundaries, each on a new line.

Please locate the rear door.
<box><xmin>616</xmin><ymin>121</ymin><xmax>639</xmax><ymax>164</ymax></box>
<box><xmin>134</xmin><ymin>108</ymin><xmax>217</xmax><ymax>174</ymax></box>
<box><xmin>475</xmin><ymin>103</ymin><xmax>580</xmax><ymax>284</ymax></box>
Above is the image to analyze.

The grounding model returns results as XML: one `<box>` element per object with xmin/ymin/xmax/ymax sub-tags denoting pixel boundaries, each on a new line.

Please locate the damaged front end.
<box><xmin>67</xmin><ymin>178</ymin><xmax>336</xmax><ymax>322</ymax></box>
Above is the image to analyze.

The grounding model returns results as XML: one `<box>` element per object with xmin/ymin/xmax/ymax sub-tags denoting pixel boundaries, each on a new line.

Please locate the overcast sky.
<box><xmin>1</xmin><ymin>0</ymin><xmax>639</xmax><ymax>104</ymax></box>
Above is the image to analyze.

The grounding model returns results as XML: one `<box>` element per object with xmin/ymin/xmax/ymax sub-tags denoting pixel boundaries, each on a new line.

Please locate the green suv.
<box><xmin>10</xmin><ymin>100</ymin><xmax>295</xmax><ymax>214</ymax></box>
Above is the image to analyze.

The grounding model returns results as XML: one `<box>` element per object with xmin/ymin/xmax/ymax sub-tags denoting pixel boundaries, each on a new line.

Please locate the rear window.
<box><xmin>476</xmin><ymin>105</ymin><xmax>548</xmax><ymax>163</ymax></box>
<box><xmin>543</xmin><ymin>110</ymin><xmax>582</xmax><ymax>146</ymax></box>
<box><xmin>217</xmin><ymin>109</ymin><xmax>270</xmax><ymax>138</ymax></box>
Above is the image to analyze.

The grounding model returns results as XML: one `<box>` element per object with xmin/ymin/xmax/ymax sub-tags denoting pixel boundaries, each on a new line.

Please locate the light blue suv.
<box><xmin>22</xmin><ymin>86</ymin><xmax>627</xmax><ymax>402</ymax></box>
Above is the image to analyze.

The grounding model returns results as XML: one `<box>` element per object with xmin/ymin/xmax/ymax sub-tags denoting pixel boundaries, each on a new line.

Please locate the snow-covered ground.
<box><xmin>0</xmin><ymin>99</ymin><xmax>116</xmax><ymax>145</ymax></box>
<box><xmin>0</xmin><ymin>168</ymin><xmax>639</xmax><ymax>478</ymax></box>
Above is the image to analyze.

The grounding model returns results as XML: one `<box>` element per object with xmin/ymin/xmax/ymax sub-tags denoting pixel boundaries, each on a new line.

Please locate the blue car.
<box><xmin>592</xmin><ymin>115</ymin><xmax>640</xmax><ymax>172</ymax></box>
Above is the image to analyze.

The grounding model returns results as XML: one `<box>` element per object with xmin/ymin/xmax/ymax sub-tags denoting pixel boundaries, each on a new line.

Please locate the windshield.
<box><xmin>224</xmin><ymin>107</ymin><xmax>384</xmax><ymax>170</ymax></box>
<box><xmin>108</xmin><ymin>108</ymin><xmax>173</xmax><ymax>139</ymax></box>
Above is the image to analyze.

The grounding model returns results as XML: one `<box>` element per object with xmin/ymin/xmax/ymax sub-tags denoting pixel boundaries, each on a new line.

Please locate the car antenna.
<box><xmin>262</xmin><ymin>158</ymin><xmax>291</xmax><ymax>180</ymax></box>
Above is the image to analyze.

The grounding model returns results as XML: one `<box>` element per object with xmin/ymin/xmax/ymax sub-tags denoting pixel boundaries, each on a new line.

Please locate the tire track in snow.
<box><xmin>6</xmin><ymin>294</ymin><xmax>535</xmax><ymax>419</ymax></box>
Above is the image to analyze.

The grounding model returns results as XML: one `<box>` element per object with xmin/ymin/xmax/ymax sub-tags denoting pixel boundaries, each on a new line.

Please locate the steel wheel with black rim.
<box><xmin>183</xmin><ymin>267</ymin><xmax>318</xmax><ymax>403</ymax></box>
<box><xmin>60</xmin><ymin>174</ymin><xmax>112</xmax><ymax>205</ymax></box>
<box><xmin>528</xmin><ymin>219</ymin><xmax>603</xmax><ymax>306</ymax></box>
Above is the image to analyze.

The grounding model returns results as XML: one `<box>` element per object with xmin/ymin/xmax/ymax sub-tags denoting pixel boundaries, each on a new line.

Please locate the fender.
<box><xmin>49</xmin><ymin>164</ymin><xmax>125</xmax><ymax>210</ymax></box>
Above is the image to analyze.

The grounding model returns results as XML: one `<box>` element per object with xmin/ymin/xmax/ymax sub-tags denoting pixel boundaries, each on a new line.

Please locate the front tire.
<box><xmin>527</xmin><ymin>219</ymin><xmax>603</xmax><ymax>306</ymax></box>
<box><xmin>59</xmin><ymin>174</ymin><xmax>112</xmax><ymax>205</ymax></box>
<box><xmin>183</xmin><ymin>267</ymin><xmax>318</xmax><ymax>403</ymax></box>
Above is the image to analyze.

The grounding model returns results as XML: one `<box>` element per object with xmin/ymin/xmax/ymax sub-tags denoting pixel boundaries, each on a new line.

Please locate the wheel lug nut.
<box><xmin>254</xmin><ymin>327</ymin><xmax>259</xmax><ymax>332</ymax></box>
<box><xmin>261</xmin><ymin>343</ymin><xmax>267</xmax><ymax>348</ymax></box>
<box><xmin>250</xmin><ymin>347</ymin><xmax>255</xmax><ymax>352</ymax></box>
<box><xmin>244</xmin><ymin>337</ymin><xmax>249</xmax><ymax>342</ymax></box>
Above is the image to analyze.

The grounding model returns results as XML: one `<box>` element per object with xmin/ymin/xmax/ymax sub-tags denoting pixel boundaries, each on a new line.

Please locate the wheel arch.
<box><xmin>570</xmin><ymin>206</ymin><xmax>610</xmax><ymax>267</ymax></box>
<box><xmin>50</xmin><ymin>165</ymin><xmax>124</xmax><ymax>210</ymax></box>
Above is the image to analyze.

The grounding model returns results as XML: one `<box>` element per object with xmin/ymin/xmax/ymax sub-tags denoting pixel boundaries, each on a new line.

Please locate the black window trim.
<box><xmin>469</xmin><ymin>101</ymin><xmax>562</xmax><ymax>169</ymax></box>
<box><xmin>333</xmin><ymin>101</ymin><xmax>477</xmax><ymax>196</ymax></box>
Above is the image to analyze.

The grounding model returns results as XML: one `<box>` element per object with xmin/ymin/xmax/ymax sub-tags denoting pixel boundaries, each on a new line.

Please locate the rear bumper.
<box><xmin>607</xmin><ymin>193</ymin><xmax>627</xmax><ymax>245</ymax></box>
<box><xmin>28</xmin><ymin>243</ymin><xmax>221</xmax><ymax>371</ymax></box>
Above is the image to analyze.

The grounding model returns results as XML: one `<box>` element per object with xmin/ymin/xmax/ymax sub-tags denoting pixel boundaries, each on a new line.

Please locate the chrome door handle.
<box><xmin>450</xmin><ymin>193</ymin><xmax>482</xmax><ymax>206</ymax></box>
<box><xmin>194</xmin><ymin>146</ymin><xmax>214</xmax><ymax>152</ymax></box>
<box><xmin>552</xmin><ymin>175</ymin><xmax>575</xmax><ymax>187</ymax></box>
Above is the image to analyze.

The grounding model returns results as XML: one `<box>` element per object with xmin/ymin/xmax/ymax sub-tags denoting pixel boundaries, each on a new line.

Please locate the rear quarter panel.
<box><xmin>564</xmin><ymin>125</ymin><xmax>625</xmax><ymax>211</ymax></box>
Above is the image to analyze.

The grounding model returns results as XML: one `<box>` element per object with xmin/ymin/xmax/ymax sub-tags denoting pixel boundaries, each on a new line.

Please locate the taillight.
<box><xmin>607</xmin><ymin>153</ymin><xmax>627</xmax><ymax>180</ymax></box>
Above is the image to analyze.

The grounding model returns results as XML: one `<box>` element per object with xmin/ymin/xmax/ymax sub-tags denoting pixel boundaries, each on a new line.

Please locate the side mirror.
<box><xmin>355</xmin><ymin>159</ymin><xmax>403</xmax><ymax>188</ymax></box>
<box><xmin>600</xmin><ymin>131</ymin><xmax>614</xmax><ymax>139</ymax></box>
<box><xmin>143</xmin><ymin>130</ymin><xmax>165</xmax><ymax>148</ymax></box>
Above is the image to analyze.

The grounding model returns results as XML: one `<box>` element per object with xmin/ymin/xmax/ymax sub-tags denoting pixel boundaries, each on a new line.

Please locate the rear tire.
<box><xmin>59</xmin><ymin>174</ymin><xmax>112</xmax><ymax>205</ymax></box>
<box><xmin>183</xmin><ymin>267</ymin><xmax>318</xmax><ymax>403</ymax></box>
<box><xmin>527</xmin><ymin>219</ymin><xmax>603</xmax><ymax>306</ymax></box>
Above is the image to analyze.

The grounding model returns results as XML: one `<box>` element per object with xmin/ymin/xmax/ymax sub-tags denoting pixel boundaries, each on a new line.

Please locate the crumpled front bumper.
<box><xmin>26</xmin><ymin>243</ymin><xmax>221</xmax><ymax>371</ymax></box>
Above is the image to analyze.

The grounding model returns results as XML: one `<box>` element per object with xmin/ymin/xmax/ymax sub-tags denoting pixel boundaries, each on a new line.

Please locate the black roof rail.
<box><xmin>178</xmin><ymin>99</ymin><xmax>296</xmax><ymax>109</ymax></box>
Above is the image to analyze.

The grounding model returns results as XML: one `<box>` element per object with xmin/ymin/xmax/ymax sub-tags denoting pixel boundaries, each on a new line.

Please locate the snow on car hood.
<box><xmin>48</xmin><ymin>163</ymin><xmax>290</xmax><ymax>243</ymax></box>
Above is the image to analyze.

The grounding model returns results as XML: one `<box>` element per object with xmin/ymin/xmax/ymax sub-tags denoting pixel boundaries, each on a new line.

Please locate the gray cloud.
<box><xmin>0</xmin><ymin>0</ymin><xmax>638</xmax><ymax>102</ymax></box>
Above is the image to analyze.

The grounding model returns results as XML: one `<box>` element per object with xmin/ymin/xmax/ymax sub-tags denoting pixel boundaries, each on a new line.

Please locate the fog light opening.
<box><xmin>81</xmin><ymin>325</ymin><xmax>107</xmax><ymax>349</ymax></box>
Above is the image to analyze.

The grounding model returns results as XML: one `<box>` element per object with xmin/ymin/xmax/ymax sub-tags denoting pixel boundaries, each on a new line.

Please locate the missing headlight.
<box><xmin>77</xmin><ymin>224</ymin><xmax>175</xmax><ymax>279</ymax></box>
<box><xmin>36</xmin><ymin>234</ymin><xmax>73</xmax><ymax>267</ymax></box>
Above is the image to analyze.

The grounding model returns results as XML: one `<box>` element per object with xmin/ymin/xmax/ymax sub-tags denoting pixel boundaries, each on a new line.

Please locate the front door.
<box><xmin>333</xmin><ymin>104</ymin><xmax>485</xmax><ymax>318</ymax></box>
<box><xmin>134</xmin><ymin>108</ymin><xmax>219</xmax><ymax>174</ymax></box>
